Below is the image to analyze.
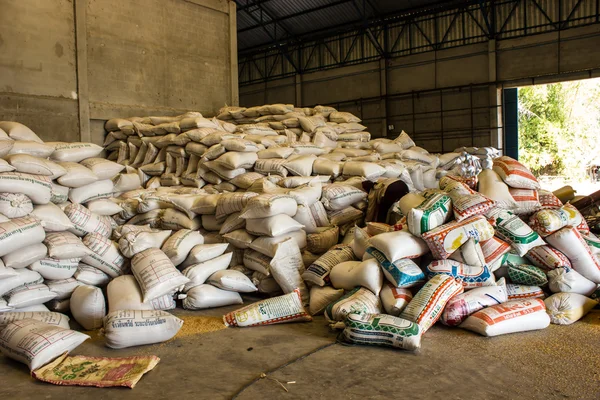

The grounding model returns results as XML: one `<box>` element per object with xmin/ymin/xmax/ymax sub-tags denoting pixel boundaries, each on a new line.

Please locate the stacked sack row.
<box><xmin>0</xmin><ymin>121</ymin><xmax>196</xmax><ymax>372</ymax></box>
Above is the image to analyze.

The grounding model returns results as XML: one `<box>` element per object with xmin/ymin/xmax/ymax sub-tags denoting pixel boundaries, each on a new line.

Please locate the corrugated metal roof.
<box><xmin>235</xmin><ymin>0</ymin><xmax>459</xmax><ymax>52</ymax></box>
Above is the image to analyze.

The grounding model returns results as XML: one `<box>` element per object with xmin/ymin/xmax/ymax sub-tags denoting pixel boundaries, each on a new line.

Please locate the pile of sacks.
<box><xmin>0</xmin><ymin>121</ymin><xmax>192</xmax><ymax>371</ymax></box>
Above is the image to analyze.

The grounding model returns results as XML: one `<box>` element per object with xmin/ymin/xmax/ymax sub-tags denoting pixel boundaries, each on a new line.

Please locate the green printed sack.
<box><xmin>341</xmin><ymin>313</ymin><xmax>422</xmax><ymax>351</ymax></box>
<box><xmin>507</xmin><ymin>262</ymin><xmax>548</xmax><ymax>286</ymax></box>
<box><xmin>407</xmin><ymin>193</ymin><xmax>452</xmax><ymax>236</ymax></box>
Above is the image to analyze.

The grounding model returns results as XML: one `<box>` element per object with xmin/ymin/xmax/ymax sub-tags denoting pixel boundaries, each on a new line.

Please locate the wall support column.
<box><xmin>74</xmin><ymin>0</ymin><xmax>90</xmax><ymax>142</ymax></box>
<box><xmin>379</xmin><ymin>58</ymin><xmax>388</xmax><ymax>138</ymax></box>
<box><xmin>295</xmin><ymin>74</ymin><xmax>302</xmax><ymax>106</ymax></box>
<box><xmin>488</xmin><ymin>39</ymin><xmax>502</xmax><ymax>150</ymax></box>
<box><xmin>229</xmin><ymin>1</ymin><xmax>239</xmax><ymax>106</ymax></box>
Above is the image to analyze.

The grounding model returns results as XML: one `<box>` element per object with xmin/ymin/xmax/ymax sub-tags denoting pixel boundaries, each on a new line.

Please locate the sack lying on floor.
<box><xmin>103</xmin><ymin>310</ymin><xmax>183</xmax><ymax>349</ymax></box>
<box><xmin>308</xmin><ymin>286</ymin><xmax>344</xmax><ymax>316</ymax></box>
<box><xmin>544</xmin><ymin>292</ymin><xmax>596</xmax><ymax>325</ymax></box>
<box><xmin>460</xmin><ymin>299</ymin><xmax>550</xmax><ymax>336</ymax></box>
<box><xmin>547</xmin><ymin>267</ymin><xmax>597</xmax><ymax>296</ymax></box>
<box><xmin>441</xmin><ymin>280</ymin><xmax>508</xmax><ymax>326</ymax></box>
<box><xmin>183</xmin><ymin>284</ymin><xmax>243</xmax><ymax>310</ymax></box>
<box><xmin>0</xmin><ymin>319</ymin><xmax>89</xmax><ymax>370</ymax></box>
<box><xmin>341</xmin><ymin>313</ymin><xmax>422</xmax><ymax>351</ymax></box>
<box><xmin>223</xmin><ymin>288</ymin><xmax>312</xmax><ymax>327</ymax></box>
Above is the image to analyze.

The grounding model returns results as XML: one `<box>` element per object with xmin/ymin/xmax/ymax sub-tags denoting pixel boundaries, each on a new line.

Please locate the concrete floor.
<box><xmin>0</xmin><ymin>301</ymin><xmax>598</xmax><ymax>400</ymax></box>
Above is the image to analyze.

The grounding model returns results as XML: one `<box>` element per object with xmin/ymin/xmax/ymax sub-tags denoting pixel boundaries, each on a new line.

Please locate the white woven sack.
<box><xmin>240</xmin><ymin>194</ymin><xmax>297</xmax><ymax>219</ymax></box>
<box><xmin>477</xmin><ymin>169</ymin><xmax>518</xmax><ymax>209</ymax></box>
<box><xmin>0</xmin><ymin>172</ymin><xmax>52</xmax><ymax>204</ymax></box>
<box><xmin>0</xmin><ymin>319</ymin><xmax>88</xmax><ymax>370</ymax></box>
<box><xmin>268</xmin><ymin>238</ymin><xmax>309</xmax><ymax>304</ymax></box>
<box><xmin>118</xmin><ymin>229</ymin><xmax>172</xmax><ymax>258</ymax></box>
<box><xmin>368</xmin><ymin>230</ymin><xmax>428</xmax><ymax>262</ymax></box>
<box><xmin>57</xmin><ymin>162</ymin><xmax>99</xmax><ymax>188</ymax></box>
<box><xmin>5</xmin><ymin>154</ymin><xmax>60</xmax><ymax>176</ymax></box>
<box><xmin>103</xmin><ymin>310</ymin><xmax>183</xmax><ymax>349</ymax></box>
<box><xmin>86</xmin><ymin>199</ymin><xmax>123</xmax><ymax>216</ymax></box>
<box><xmin>131</xmin><ymin>248</ymin><xmax>189</xmax><ymax>302</ymax></box>
<box><xmin>50</xmin><ymin>142</ymin><xmax>103</xmax><ymax>162</ymax></box>
<box><xmin>32</xmin><ymin>203</ymin><xmax>74</xmax><ymax>232</ymax></box>
<box><xmin>82</xmin><ymin>233</ymin><xmax>128</xmax><ymax>278</ymax></box>
<box><xmin>107</xmin><ymin>275</ymin><xmax>175</xmax><ymax>313</ymax></box>
<box><xmin>249</xmin><ymin>230</ymin><xmax>307</xmax><ymax>257</ymax></box>
<box><xmin>0</xmin><ymin>192</ymin><xmax>32</xmax><ymax>218</ymax></box>
<box><xmin>342</xmin><ymin>161</ymin><xmax>386</xmax><ymax>181</ymax></box>
<box><xmin>46</xmin><ymin>278</ymin><xmax>84</xmax><ymax>300</ymax></box>
<box><xmin>0</xmin><ymin>269</ymin><xmax>43</xmax><ymax>297</ymax></box>
<box><xmin>0</xmin><ymin>311</ymin><xmax>70</xmax><ymax>330</ymax></box>
<box><xmin>9</xmin><ymin>141</ymin><xmax>54</xmax><ymax>157</ymax></box>
<box><xmin>547</xmin><ymin>267</ymin><xmax>597</xmax><ymax>296</ymax></box>
<box><xmin>80</xmin><ymin>158</ymin><xmax>125</xmax><ymax>180</ymax></box>
<box><xmin>544</xmin><ymin>292</ymin><xmax>596</xmax><ymax>325</ymax></box>
<box><xmin>182</xmin><ymin>253</ymin><xmax>232</xmax><ymax>292</ymax></box>
<box><xmin>5</xmin><ymin>283</ymin><xmax>57</xmax><ymax>308</ymax></box>
<box><xmin>69</xmin><ymin>180</ymin><xmax>114</xmax><ymax>204</ymax></box>
<box><xmin>321</xmin><ymin>184</ymin><xmax>367</xmax><ymax>211</ymax></box>
<box><xmin>245</xmin><ymin>214</ymin><xmax>304</xmax><ymax>237</ymax></box>
<box><xmin>0</xmin><ymin>216</ymin><xmax>45</xmax><ymax>257</ymax></box>
<box><xmin>161</xmin><ymin>229</ymin><xmax>205</xmax><ymax>267</ymax></box>
<box><xmin>70</xmin><ymin>285</ymin><xmax>106</xmax><ymax>330</ymax></box>
<box><xmin>207</xmin><ymin>270</ymin><xmax>257</xmax><ymax>292</ymax></box>
<box><xmin>183</xmin><ymin>284</ymin><xmax>243</xmax><ymax>310</ymax></box>
<box><xmin>547</xmin><ymin>227</ymin><xmax>600</xmax><ymax>283</ymax></box>
<box><xmin>330</xmin><ymin>259</ymin><xmax>383</xmax><ymax>295</ymax></box>
<box><xmin>30</xmin><ymin>258</ymin><xmax>79</xmax><ymax>280</ymax></box>
<box><xmin>44</xmin><ymin>231</ymin><xmax>90</xmax><ymax>259</ymax></box>
<box><xmin>74</xmin><ymin>264</ymin><xmax>110</xmax><ymax>287</ymax></box>
<box><xmin>0</xmin><ymin>121</ymin><xmax>42</xmax><ymax>142</ymax></box>
<box><xmin>64</xmin><ymin>203</ymin><xmax>112</xmax><ymax>237</ymax></box>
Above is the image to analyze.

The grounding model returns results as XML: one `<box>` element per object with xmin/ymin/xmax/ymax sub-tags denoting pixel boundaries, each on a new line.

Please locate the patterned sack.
<box><xmin>493</xmin><ymin>156</ymin><xmax>540</xmax><ymax>189</ymax></box>
<box><xmin>486</xmin><ymin>208</ymin><xmax>545</xmax><ymax>256</ymax></box>
<box><xmin>525</xmin><ymin>245</ymin><xmax>571</xmax><ymax>271</ymax></box>
<box><xmin>341</xmin><ymin>313</ymin><xmax>422</xmax><ymax>351</ymax></box>
<box><xmin>33</xmin><ymin>353</ymin><xmax>160</xmax><ymax>388</ymax></box>
<box><xmin>366</xmin><ymin>247</ymin><xmax>425</xmax><ymax>288</ymax></box>
<box><xmin>506</xmin><ymin>262</ymin><xmax>548</xmax><ymax>286</ymax></box>
<box><xmin>426</xmin><ymin>260</ymin><xmax>495</xmax><ymax>288</ymax></box>
<box><xmin>439</xmin><ymin>176</ymin><xmax>495</xmax><ymax>221</ymax></box>
<box><xmin>399</xmin><ymin>274</ymin><xmax>463</xmax><ymax>333</ymax></box>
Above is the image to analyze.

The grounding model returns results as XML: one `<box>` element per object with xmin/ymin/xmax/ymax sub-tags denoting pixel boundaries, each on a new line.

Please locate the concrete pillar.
<box><xmin>379</xmin><ymin>58</ymin><xmax>388</xmax><ymax>138</ymax></box>
<box><xmin>229</xmin><ymin>1</ymin><xmax>239</xmax><ymax>106</ymax></box>
<box><xmin>488</xmin><ymin>39</ymin><xmax>502</xmax><ymax>151</ymax></box>
<box><xmin>295</xmin><ymin>74</ymin><xmax>302</xmax><ymax>106</ymax></box>
<box><xmin>74</xmin><ymin>0</ymin><xmax>90</xmax><ymax>142</ymax></box>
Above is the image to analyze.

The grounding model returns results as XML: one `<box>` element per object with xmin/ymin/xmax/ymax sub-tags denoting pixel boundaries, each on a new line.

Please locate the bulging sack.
<box><xmin>546</xmin><ymin>227</ymin><xmax>600</xmax><ymax>283</ymax></box>
<box><xmin>0</xmin><ymin>216</ymin><xmax>46</xmax><ymax>257</ymax></box>
<box><xmin>0</xmin><ymin>311</ymin><xmax>70</xmax><ymax>330</ymax></box>
<box><xmin>399</xmin><ymin>274</ymin><xmax>464</xmax><ymax>333</ymax></box>
<box><xmin>422</xmin><ymin>215</ymin><xmax>494</xmax><ymax>260</ymax></box>
<box><xmin>324</xmin><ymin>287</ymin><xmax>381</xmax><ymax>323</ymax></box>
<box><xmin>107</xmin><ymin>275</ymin><xmax>175</xmax><ymax>313</ymax></box>
<box><xmin>341</xmin><ymin>313</ymin><xmax>422</xmax><ymax>351</ymax></box>
<box><xmin>486</xmin><ymin>208</ymin><xmax>545</xmax><ymax>256</ymax></box>
<box><xmin>0</xmin><ymin>319</ymin><xmax>89</xmax><ymax>370</ymax></box>
<box><xmin>330</xmin><ymin>259</ymin><xmax>383</xmax><ymax>296</ymax></box>
<box><xmin>380</xmin><ymin>283</ymin><xmax>413</xmax><ymax>316</ymax></box>
<box><xmin>82</xmin><ymin>233</ymin><xmax>127</xmax><ymax>278</ymax></box>
<box><xmin>441</xmin><ymin>280</ymin><xmax>508</xmax><ymax>326</ymax></box>
<box><xmin>131</xmin><ymin>248</ymin><xmax>189</xmax><ymax>302</ymax></box>
<box><xmin>460</xmin><ymin>299</ymin><xmax>550</xmax><ymax>336</ymax></box>
<box><xmin>70</xmin><ymin>285</ymin><xmax>106</xmax><ymax>330</ymax></box>
<box><xmin>366</xmin><ymin>247</ymin><xmax>425</xmax><ymax>288</ymax></box>
<box><xmin>407</xmin><ymin>192</ymin><xmax>452</xmax><ymax>236</ymax></box>
<box><xmin>0</xmin><ymin>192</ymin><xmax>33</xmax><ymax>218</ymax></box>
<box><xmin>182</xmin><ymin>253</ymin><xmax>232</xmax><ymax>291</ymax></box>
<box><xmin>302</xmin><ymin>245</ymin><xmax>356</xmax><ymax>286</ymax></box>
<box><xmin>544</xmin><ymin>292</ymin><xmax>596</xmax><ymax>325</ymax></box>
<box><xmin>367</xmin><ymin>230</ymin><xmax>429</xmax><ymax>263</ymax></box>
<box><xmin>0</xmin><ymin>172</ymin><xmax>52</xmax><ymax>204</ymax></box>
<box><xmin>493</xmin><ymin>156</ymin><xmax>540</xmax><ymax>189</ymax></box>
<box><xmin>183</xmin><ymin>284</ymin><xmax>243</xmax><ymax>310</ymax></box>
<box><xmin>308</xmin><ymin>286</ymin><xmax>344</xmax><ymax>316</ymax></box>
<box><xmin>103</xmin><ymin>310</ymin><xmax>183</xmax><ymax>349</ymax></box>
<box><xmin>547</xmin><ymin>267</ymin><xmax>597</xmax><ymax>296</ymax></box>
<box><xmin>161</xmin><ymin>229</ymin><xmax>205</xmax><ymax>267</ymax></box>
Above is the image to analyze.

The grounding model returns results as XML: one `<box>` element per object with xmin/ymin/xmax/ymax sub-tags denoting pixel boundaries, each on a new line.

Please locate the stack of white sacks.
<box><xmin>0</xmin><ymin>121</ymin><xmax>190</xmax><ymax>371</ymax></box>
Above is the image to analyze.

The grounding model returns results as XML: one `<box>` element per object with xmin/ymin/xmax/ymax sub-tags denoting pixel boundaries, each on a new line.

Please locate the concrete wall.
<box><xmin>240</xmin><ymin>24</ymin><xmax>600</xmax><ymax>153</ymax></box>
<box><xmin>0</xmin><ymin>0</ymin><xmax>238</xmax><ymax>144</ymax></box>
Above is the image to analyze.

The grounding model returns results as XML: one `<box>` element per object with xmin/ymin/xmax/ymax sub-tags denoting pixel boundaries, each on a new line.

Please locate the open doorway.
<box><xmin>515</xmin><ymin>78</ymin><xmax>600</xmax><ymax>195</ymax></box>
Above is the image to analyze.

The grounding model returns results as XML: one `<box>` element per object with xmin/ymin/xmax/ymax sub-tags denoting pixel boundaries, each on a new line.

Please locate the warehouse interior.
<box><xmin>0</xmin><ymin>0</ymin><xmax>599</xmax><ymax>399</ymax></box>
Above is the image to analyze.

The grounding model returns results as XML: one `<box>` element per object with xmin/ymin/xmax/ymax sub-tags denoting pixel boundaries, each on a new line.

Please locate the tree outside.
<box><xmin>518</xmin><ymin>78</ymin><xmax>600</xmax><ymax>195</ymax></box>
